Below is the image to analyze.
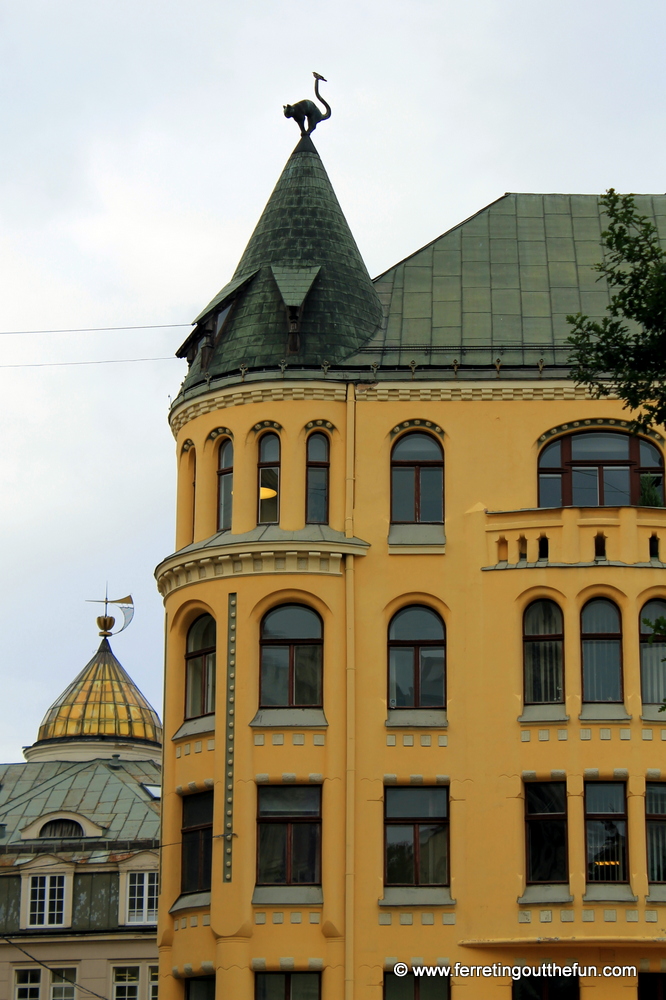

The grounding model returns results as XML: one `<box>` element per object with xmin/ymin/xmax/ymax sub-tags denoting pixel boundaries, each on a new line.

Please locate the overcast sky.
<box><xmin>1</xmin><ymin>0</ymin><xmax>665</xmax><ymax>761</ymax></box>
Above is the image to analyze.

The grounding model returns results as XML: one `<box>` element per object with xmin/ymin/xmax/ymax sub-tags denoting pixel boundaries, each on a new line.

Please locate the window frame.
<box><xmin>112</xmin><ymin>968</ymin><xmax>141</xmax><ymax>1000</ymax></box>
<box><xmin>257</xmin><ymin>432</ymin><xmax>280</xmax><ymax>525</ymax></box>
<box><xmin>217</xmin><ymin>438</ymin><xmax>233</xmax><ymax>532</ymax></box>
<box><xmin>15</xmin><ymin>970</ymin><xmax>41</xmax><ymax>1000</ymax></box>
<box><xmin>523</xmin><ymin>600</ymin><xmax>565</xmax><ymax>707</ymax></box>
<box><xmin>646</xmin><ymin>782</ymin><xmax>666</xmax><ymax>885</ymax></box>
<box><xmin>126</xmin><ymin>870</ymin><xmax>159</xmax><ymax>924</ymax></box>
<box><xmin>255</xmin><ymin>972</ymin><xmax>322</xmax><ymax>999</ymax></box>
<box><xmin>580</xmin><ymin>598</ymin><xmax>623</xmax><ymax>705</ymax></box>
<box><xmin>49</xmin><ymin>970</ymin><xmax>76</xmax><ymax>1000</ymax></box>
<box><xmin>640</xmin><ymin>600</ymin><xmax>666</xmax><ymax>706</ymax></box>
<box><xmin>538</xmin><ymin>431</ymin><xmax>664</xmax><ymax>508</ymax></box>
<box><xmin>585</xmin><ymin>781</ymin><xmax>628</xmax><ymax>885</ymax></box>
<box><xmin>305</xmin><ymin>432</ymin><xmax>330</xmax><ymax>525</ymax></box>
<box><xmin>181</xmin><ymin>791</ymin><xmax>214</xmax><ymax>894</ymax></box>
<box><xmin>27</xmin><ymin>873</ymin><xmax>66</xmax><ymax>928</ymax></box>
<box><xmin>384</xmin><ymin>786</ymin><xmax>449</xmax><ymax>887</ymax></box>
<box><xmin>387</xmin><ymin>605</ymin><xmax>446</xmax><ymax>710</ymax></box>
<box><xmin>390</xmin><ymin>432</ymin><xmax>444</xmax><ymax>525</ymax></box>
<box><xmin>524</xmin><ymin>781</ymin><xmax>568</xmax><ymax>885</ymax></box>
<box><xmin>256</xmin><ymin>785</ymin><xmax>322</xmax><ymax>887</ymax></box>
<box><xmin>259</xmin><ymin>604</ymin><xmax>324</xmax><ymax>709</ymax></box>
<box><xmin>383</xmin><ymin>973</ymin><xmax>450</xmax><ymax>999</ymax></box>
<box><xmin>184</xmin><ymin>614</ymin><xmax>216</xmax><ymax>720</ymax></box>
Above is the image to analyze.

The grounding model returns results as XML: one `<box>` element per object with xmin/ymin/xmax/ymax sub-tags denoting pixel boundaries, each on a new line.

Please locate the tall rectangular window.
<box><xmin>255</xmin><ymin>973</ymin><xmax>321</xmax><ymax>999</ymax></box>
<box><xmin>647</xmin><ymin>783</ymin><xmax>666</xmax><ymax>884</ymax></box>
<box><xmin>512</xmin><ymin>978</ymin><xmax>579</xmax><ymax>999</ymax></box>
<box><xmin>127</xmin><ymin>871</ymin><xmax>159</xmax><ymax>922</ymax></box>
<box><xmin>113</xmin><ymin>969</ymin><xmax>140</xmax><ymax>1000</ymax></box>
<box><xmin>181</xmin><ymin>792</ymin><xmax>213</xmax><ymax>893</ymax></box>
<box><xmin>585</xmin><ymin>783</ymin><xmax>627</xmax><ymax>883</ymax></box>
<box><xmin>50</xmin><ymin>970</ymin><xmax>76</xmax><ymax>1000</ymax></box>
<box><xmin>385</xmin><ymin>787</ymin><xmax>448</xmax><ymax>886</ymax></box>
<box><xmin>306</xmin><ymin>433</ymin><xmax>329</xmax><ymax>524</ymax></box>
<box><xmin>257</xmin><ymin>786</ymin><xmax>321</xmax><ymax>886</ymax></box>
<box><xmin>15</xmin><ymin>971</ymin><xmax>40</xmax><ymax>1000</ymax></box>
<box><xmin>384</xmin><ymin>974</ymin><xmax>449</xmax><ymax>998</ymax></box>
<box><xmin>525</xmin><ymin>782</ymin><xmax>567</xmax><ymax>883</ymax></box>
<box><xmin>149</xmin><ymin>968</ymin><xmax>159</xmax><ymax>1000</ymax></box>
<box><xmin>29</xmin><ymin>874</ymin><xmax>65</xmax><ymax>926</ymax></box>
<box><xmin>185</xmin><ymin>979</ymin><xmax>215</xmax><ymax>1000</ymax></box>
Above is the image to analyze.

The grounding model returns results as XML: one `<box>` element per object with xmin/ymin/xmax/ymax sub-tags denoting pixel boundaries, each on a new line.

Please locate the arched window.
<box><xmin>523</xmin><ymin>600</ymin><xmax>564</xmax><ymax>705</ymax></box>
<box><xmin>388</xmin><ymin>606</ymin><xmax>445</xmax><ymax>709</ymax></box>
<box><xmin>258</xmin><ymin>433</ymin><xmax>280</xmax><ymax>524</ymax></box>
<box><xmin>39</xmin><ymin>819</ymin><xmax>83</xmax><ymax>838</ymax></box>
<box><xmin>217</xmin><ymin>439</ymin><xmax>233</xmax><ymax>531</ymax></box>
<box><xmin>640</xmin><ymin>599</ymin><xmax>666</xmax><ymax>706</ymax></box>
<box><xmin>391</xmin><ymin>433</ymin><xmax>444</xmax><ymax>524</ymax></box>
<box><xmin>306</xmin><ymin>433</ymin><xmax>329</xmax><ymax>524</ymax></box>
<box><xmin>581</xmin><ymin>599</ymin><xmax>622</xmax><ymax>704</ymax></box>
<box><xmin>260</xmin><ymin>605</ymin><xmax>322</xmax><ymax>707</ymax></box>
<box><xmin>538</xmin><ymin>431</ymin><xmax>664</xmax><ymax>508</ymax></box>
<box><xmin>185</xmin><ymin>615</ymin><xmax>216</xmax><ymax>719</ymax></box>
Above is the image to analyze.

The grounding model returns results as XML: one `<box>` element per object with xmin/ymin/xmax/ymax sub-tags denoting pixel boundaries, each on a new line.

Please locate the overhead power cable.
<box><xmin>0</xmin><ymin>323</ymin><xmax>192</xmax><ymax>336</ymax></box>
<box><xmin>0</xmin><ymin>356</ymin><xmax>181</xmax><ymax>369</ymax></box>
<box><xmin>1</xmin><ymin>937</ymin><xmax>111</xmax><ymax>1000</ymax></box>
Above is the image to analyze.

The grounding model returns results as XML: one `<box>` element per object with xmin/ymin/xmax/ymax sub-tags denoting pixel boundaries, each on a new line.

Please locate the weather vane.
<box><xmin>86</xmin><ymin>585</ymin><xmax>134</xmax><ymax>637</ymax></box>
<box><xmin>283</xmin><ymin>72</ymin><xmax>331</xmax><ymax>137</ymax></box>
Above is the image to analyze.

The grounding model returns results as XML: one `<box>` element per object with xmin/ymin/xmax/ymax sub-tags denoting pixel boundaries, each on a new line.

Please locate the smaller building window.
<box><xmin>257</xmin><ymin>786</ymin><xmax>321</xmax><ymax>886</ymax></box>
<box><xmin>256</xmin><ymin>974</ymin><xmax>321</xmax><ymax>999</ymax></box>
<box><xmin>39</xmin><ymin>820</ymin><xmax>83</xmax><ymax>839</ymax></box>
<box><xmin>112</xmin><ymin>969</ymin><xmax>140</xmax><ymax>1000</ymax></box>
<box><xmin>525</xmin><ymin>782</ymin><xmax>567</xmax><ymax>883</ymax></box>
<box><xmin>388</xmin><ymin>606</ymin><xmax>445</xmax><ymax>709</ymax></box>
<box><xmin>581</xmin><ymin>599</ymin><xmax>623</xmax><ymax>704</ymax></box>
<box><xmin>523</xmin><ymin>600</ymin><xmax>564</xmax><ymax>705</ymax></box>
<box><xmin>181</xmin><ymin>792</ymin><xmax>213</xmax><ymax>893</ymax></box>
<box><xmin>585</xmin><ymin>783</ymin><xmax>627</xmax><ymax>884</ymax></box>
<box><xmin>50</xmin><ymin>970</ymin><xmax>76</xmax><ymax>1000</ymax></box>
<box><xmin>385</xmin><ymin>787</ymin><xmax>448</xmax><ymax>886</ymax></box>
<box><xmin>149</xmin><ymin>969</ymin><xmax>159</xmax><ymax>1000</ymax></box>
<box><xmin>127</xmin><ymin>871</ymin><xmax>159</xmax><ymax>923</ymax></box>
<box><xmin>260</xmin><ymin>605</ymin><xmax>323</xmax><ymax>708</ymax></box>
<box><xmin>29</xmin><ymin>874</ymin><xmax>65</xmax><ymax>927</ymax></box>
<box><xmin>639</xmin><ymin>973</ymin><xmax>666</xmax><ymax>999</ymax></box>
<box><xmin>647</xmin><ymin>783</ymin><xmax>666</xmax><ymax>884</ymax></box>
<box><xmin>306</xmin><ymin>433</ymin><xmax>330</xmax><ymax>524</ymax></box>
<box><xmin>391</xmin><ymin>432</ymin><xmax>444</xmax><ymax>524</ymax></box>
<box><xmin>512</xmin><ymin>979</ymin><xmax>579</xmax><ymax>999</ymax></box>
<box><xmin>185</xmin><ymin>615</ymin><xmax>216</xmax><ymax>720</ymax></box>
<box><xmin>217</xmin><ymin>439</ymin><xmax>233</xmax><ymax>531</ymax></box>
<box><xmin>384</xmin><ymin>974</ymin><xmax>449</xmax><ymax>999</ymax></box>
<box><xmin>185</xmin><ymin>979</ymin><xmax>215</xmax><ymax>1000</ymax></box>
<box><xmin>15</xmin><ymin>971</ymin><xmax>40</xmax><ymax>1000</ymax></box>
<box><xmin>641</xmin><ymin>600</ymin><xmax>666</xmax><ymax>706</ymax></box>
<box><xmin>258</xmin><ymin>433</ymin><xmax>280</xmax><ymax>524</ymax></box>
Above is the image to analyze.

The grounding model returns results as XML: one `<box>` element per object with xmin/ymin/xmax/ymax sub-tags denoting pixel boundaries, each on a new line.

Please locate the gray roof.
<box><xmin>0</xmin><ymin>759</ymin><xmax>160</xmax><ymax>864</ymax></box>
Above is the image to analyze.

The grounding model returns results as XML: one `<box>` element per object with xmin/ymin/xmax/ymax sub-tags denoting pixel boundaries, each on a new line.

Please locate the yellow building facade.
<box><xmin>156</xmin><ymin>130</ymin><xmax>666</xmax><ymax>999</ymax></box>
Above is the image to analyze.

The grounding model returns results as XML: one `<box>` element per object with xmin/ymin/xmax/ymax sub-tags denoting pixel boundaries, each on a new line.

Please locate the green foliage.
<box><xmin>640</xmin><ymin>474</ymin><xmax>664</xmax><ymax>507</ymax></box>
<box><xmin>642</xmin><ymin>615</ymin><xmax>666</xmax><ymax>712</ymax></box>
<box><xmin>567</xmin><ymin>189</ymin><xmax>666</xmax><ymax>429</ymax></box>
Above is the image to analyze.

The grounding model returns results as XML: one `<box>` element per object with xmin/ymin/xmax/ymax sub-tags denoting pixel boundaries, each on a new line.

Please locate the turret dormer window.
<box><xmin>538</xmin><ymin>431</ymin><xmax>664</xmax><ymax>507</ymax></box>
<box><xmin>39</xmin><ymin>820</ymin><xmax>83</xmax><ymax>839</ymax></box>
<box><xmin>185</xmin><ymin>615</ymin><xmax>216</xmax><ymax>720</ymax></box>
<box><xmin>258</xmin><ymin>433</ymin><xmax>280</xmax><ymax>524</ymax></box>
<box><xmin>217</xmin><ymin>439</ymin><xmax>233</xmax><ymax>532</ymax></box>
<box><xmin>306</xmin><ymin>433</ymin><xmax>329</xmax><ymax>524</ymax></box>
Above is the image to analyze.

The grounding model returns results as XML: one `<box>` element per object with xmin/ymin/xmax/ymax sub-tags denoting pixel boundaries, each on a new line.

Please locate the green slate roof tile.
<box><xmin>490</xmin><ymin>239</ymin><xmax>519</xmax><ymax>263</ymax></box>
<box><xmin>520</xmin><ymin>266</ymin><xmax>549</xmax><ymax>291</ymax></box>
<box><xmin>548</xmin><ymin>261</ymin><xmax>578</xmax><ymax>286</ymax></box>
<box><xmin>432</xmin><ymin>251</ymin><xmax>461</xmax><ymax>276</ymax></box>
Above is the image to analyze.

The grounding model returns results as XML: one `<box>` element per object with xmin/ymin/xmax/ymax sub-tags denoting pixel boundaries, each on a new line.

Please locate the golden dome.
<box><xmin>36</xmin><ymin>638</ymin><xmax>162</xmax><ymax>746</ymax></box>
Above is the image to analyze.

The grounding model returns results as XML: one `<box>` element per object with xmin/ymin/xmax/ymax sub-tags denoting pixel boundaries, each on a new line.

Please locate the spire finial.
<box><xmin>283</xmin><ymin>72</ymin><xmax>331</xmax><ymax>137</ymax></box>
<box><xmin>86</xmin><ymin>590</ymin><xmax>135</xmax><ymax>636</ymax></box>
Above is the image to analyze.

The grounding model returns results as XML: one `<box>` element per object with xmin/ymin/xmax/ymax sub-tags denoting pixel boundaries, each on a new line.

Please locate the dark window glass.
<box><xmin>585</xmin><ymin>783</ymin><xmax>627</xmax><ymax>883</ymax></box>
<box><xmin>39</xmin><ymin>819</ymin><xmax>84</xmax><ymax>838</ymax></box>
<box><xmin>525</xmin><ymin>782</ymin><xmax>567</xmax><ymax>883</ymax></box>
<box><xmin>218</xmin><ymin>439</ymin><xmax>233</xmax><ymax>531</ymax></box>
<box><xmin>639</xmin><ymin>973</ymin><xmax>666</xmax><ymax>999</ymax></box>
<box><xmin>538</xmin><ymin>431</ymin><xmax>664</xmax><ymax>508</ymax></box>
<box><xmin>384</xmin><ymin>973</ymin><xmax>450</xmax><ymax>998</ymax></box>
<box><xmin>181</xmin><ymin>792</ymin><xmax>213</xmax><ymax>892</ymax></box>
<box><xmin>581</xmin><ymin>599</ymin><xmax>622</xmax><ymax>703</ymax></box>
<box><xmin>512</xmin><ymin>979</ymin><xmax>579</xmax><ymax>999</ymax></box>
<box><xmin>388</xmin><ymin>606</ymin><xmax>445</xmax><ymax>709</ymax></box>
<box><xmin>306</xmin><ymin>433</ymin><xmax>329</xmax><ymax>524</ymax></box>
<box><xmin>186</xmin><ymin>978</ymin><xmax>215</xmax><ymax>1000</ymax></box>
<box><xmin>185</xmin><ymin>615</ymin><xmax>216</xmax><ymax>719</ymax></box>
<box><xmin>647</xmin><ymin>783</ymin><xmax>666</xmax><ymax>884</ymax></box>
<box><xmin>257</xmin><ymin>787</ymin><xmax>321</xmax><ymax>885</ymax></box>
<box><xmin>255</xmin><ymin>973</ymin><xmax>321</xmax><ymax>999</ymax></box>
<box><xmin>391</xmin><ymin>433</ymin><xmax>444</xmax><ymax>524</ymax></box>
<box><xmin>385</xmin><ymin>787</ymin><xmax>448</xmax><ymax>886</ymax></box>
<box><xmin>523</xmin><ymin>600</ymin><xmax>564</xmax><ymax>705</ymax></box>
<box><xmin>260</xmin><ymin>605</ymin><xmax>322</xmax><ymax>707</ymax></box>
<box><xmin>641</xmin><ymin>600</ymin><xmax>666</xmax><ymax>705</ymax></box>
<box><xmin>258</xmin><ymin>433</ymin><xmax>280</xmax><ymax>524</ymax></box>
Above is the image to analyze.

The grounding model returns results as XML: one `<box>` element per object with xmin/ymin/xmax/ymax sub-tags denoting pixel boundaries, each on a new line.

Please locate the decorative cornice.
<box><xmin>358</xmin><ymin>382</ymin><xmax>604</xmax><ymax>403</ymax></box>
<box><xmin>207</xmin><ymin>426</ymin><xmax>233</xmax><ymax>442</ymax></box>
<box><xmin>390</xmin><ymin>419</ymin><xmax>444</xmax><ymax>439</ymax></box>
<box><xmin>224</xmin><ymin>593</ymin><xmax>236</xmax><ymax>883</ymax></box>
<box><xmin>305</xmin><ymin>419</ymin><xmax>336</xmax><ymax>433</ymax></box>
<box><xmin>156</xmin><ymin>539</ymin><xmax>366</xmax><ymax>597</ymax></box>
<box><xmin>539</xmin><ymin>418</ymin><xmax>663</xmax><ymax>444</ymax></box>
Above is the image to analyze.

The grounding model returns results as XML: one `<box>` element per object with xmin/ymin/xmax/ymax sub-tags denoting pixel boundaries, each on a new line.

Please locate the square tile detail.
<box><xmin>643</xmin><ymin>730</ymin><xmax>654</xmax><ymax>741</ymax></box>
<box><xmin>557</xmin><ymin>730</ymin><xmax>568</xmax><ymax>741</ymax></box>
<box><xmin>539</xmin><ymin>910</ymin><xmax>552</xmax><ymax>923</ymax></box>
<box><xmin>582</xmin><ymin>911</ymin><xmax>595</xmax><ymax>922</ymax></box>
<box><xmin>400</xmin><ymin>913</ymin><xmax>413</xmax><ymax>925</ymax></box>
<box><xmin>421</xmin><ymin>913</ymin><xmax>434</xmax><ymax>925</ymax></box>
<box><xmin>518</xmin><ymin>911</ymin><xmax>531</xmax><ymax>923</ymax></box>
<box><xmin>603</xmin><ymin>909</ymin><xmax>617</xmax><ymax>922</ymax></box>
<box><xmin>272</xmin><ymin>734</ymin><xmax>284</xmax><ymax>745</ymax></box>
<box><xmin>580</xmin><ymin>729</ymin><xmax>591</xmax><ymax>741</ymax></box>
<box><xmin>313</xmin><ymin>734</ymin><xmax>325</xmax><ymax>746</ymax></box>
<box><xmin>521</xmin><ymin>731</ymin><xmax>531</xmax><ymax>742</ymax></box>
<box><xmin>387</xmin><ymin>735</ymin><xmax>397</xmax><ymax>746</ymax></box>
<box><xmin>538</xmin><ymin>730</ymin><xmax>549</xmax><ymax>742</ymax></box>
<box><xmin>600</xmin><ymin>729</ymin><xmax>611</xmax><ymax>740</ymax></box>
<box><xmin>292</xmin><ymin>734</ymin><xmax>305</xmax><ymax>746</ymax></box>
<box><xmin>272</xmin><ymin>912</ymin><xmax>284</xmax><ymax>924</ymax></box>
<box><xmin>626</xmin><ymin>910</ymin><xmax>639</xmax><ymax>922</ymax></box>
<box><xmin>442</xmin><ymin>913</ymin><xmax>456</xmax><ymax>925</ymax></box>
<box><xmin>646</xmin><ymin>910</ymin><xmax>658</xmax><ymax>922</ymax></box>
<box><xmin>560</xmin><ymin>911</ymin><xmax>574</xmax><ymax>922</ymax></box>
<box><xmin>403</xmin><ymin>735</ymin><xmax>414</xmax><ymax>746</ymax></box>
<box><xmin>309</xmin><ymin>913</ymin><xmax>320</xmax><ymax>924</ymax></box>
<box><xmin>620</xmin><ymin>729</ymin><xmax>631</xmax><ymax>740</ymax></box>
<box><xmin>255</xmin><ymin>913</ymin><xmax>266</xmax><ymax>924</ymax></box>
<box><xmin>420</xmin><ymin>735</ymin><xmax>432</xmax><ymax>747</ymax></box>
<box><xmin>379</xmin><ymin>913</ymin><xmax>392</xmax><ymax>925</ymax></box>
<box><xmin>254</xmin><ymin>734</ymin><xmax>265</xmax><ymax>746</ymax></box>
<box><xmin>438</xmin><ymin>735</ymin><xmax>448</xmax><ymax>747</ymax></box>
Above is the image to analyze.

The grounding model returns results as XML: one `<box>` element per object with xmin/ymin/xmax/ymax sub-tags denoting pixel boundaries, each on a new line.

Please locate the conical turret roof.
<box><xmin>179</xmin><ymin>135</ymin><xmax>382</xmax><ymax>390</ymax></box>
<box><xmin>35</xmin><ymin>638</ymin><xmax>162</xmax><ymax>747</ymax></box>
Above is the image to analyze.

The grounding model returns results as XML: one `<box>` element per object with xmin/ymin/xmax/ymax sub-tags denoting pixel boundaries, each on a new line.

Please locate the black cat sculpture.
<box><xmin>283</xmin><ymin>72</ymin><xmax>331</xmax><ymax>137</ymax></box>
